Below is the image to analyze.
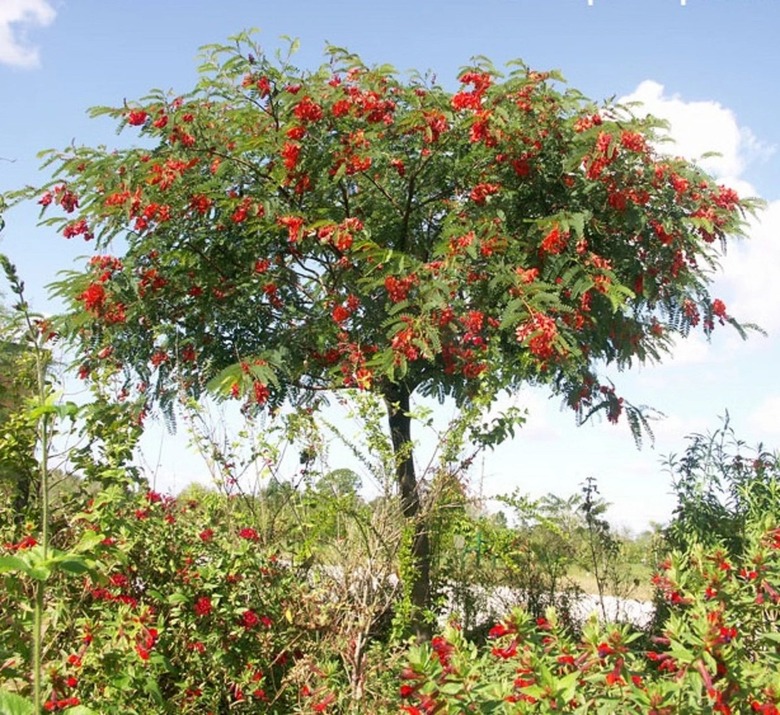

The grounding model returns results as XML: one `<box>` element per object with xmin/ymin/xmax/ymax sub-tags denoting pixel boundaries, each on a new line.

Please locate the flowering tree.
<box><xmin>31</xmin><ymin>32</ymin><xmax>756</xmax><ymax>628</ymax></box>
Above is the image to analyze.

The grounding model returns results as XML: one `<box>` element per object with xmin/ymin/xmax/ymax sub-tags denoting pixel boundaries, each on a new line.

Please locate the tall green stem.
<box><xmin>16</xmin><ymin>266</ymin><xmax>51</xmax><ymax>714</ymax></box>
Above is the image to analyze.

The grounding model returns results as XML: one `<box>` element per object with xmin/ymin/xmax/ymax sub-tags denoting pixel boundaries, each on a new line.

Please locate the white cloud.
<box><xmin>0</xmin><ymin>0</ymin><xmax>56</xmax><ymax>69</ymax></box>
<box><xmin>748</xmin><ymin>394</ymin><xmax>780</xmax><ymax>438</ymax></box>
<box><xmin>717</xmin><ymin>199</ymin><xmax>780</xmax><ymax>334</ymax></box>
<box><xmin>619</xmin><ymin>80</ymin><xmax>772</xmax><ymax>183</ymax></box>
<box><xmin>665</xmin><ymin>332</ymin><xmax>712</xmax><ymax>366</ymax></box>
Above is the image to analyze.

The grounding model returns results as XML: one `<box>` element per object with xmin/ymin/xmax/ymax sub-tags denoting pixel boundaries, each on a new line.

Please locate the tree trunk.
<box><xmin>384</xmin><ymin>382</ymin><xmax>432</xmax><ymax>639</ymax></box>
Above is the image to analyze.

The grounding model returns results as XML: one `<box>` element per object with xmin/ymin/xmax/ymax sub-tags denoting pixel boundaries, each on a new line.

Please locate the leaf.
<box><xmin>73</xmin><ymin>529</ymin><xmax>104</xmax><ymax>553</ymax></box>
<box><xmin>0</xmin><ymin>691</ymin><xmax>35</xmax><ymax>715</ymax></box>
<box><xmin>438</xmin><ymin>681</ymin><xmax>465</xmax><ymax>696</ymax></box>
<box><xmin>27</xmin><ymin>566</ymin><xmax>51</xmax><ymax>581</ymax></box>
<box><xmin>0</xmin><ymin>556</ymin><xmax>27</xmax><ymax>575</ymax></box>
<box><xmin>57</xmin><ymin>558</ymin><xmax>90</xmax><ymax>575</ymax></box>
<box><xmin>63</xmin><ymin>707</ymin><xmax>100</xmax><ymax>715</ymax></box>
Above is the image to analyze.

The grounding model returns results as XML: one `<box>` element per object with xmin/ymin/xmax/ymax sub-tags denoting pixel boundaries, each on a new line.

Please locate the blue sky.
<box><xmin>1</xmin><ymin>0</ymin><xmax>779</xmax><ymax>530</ymax></box>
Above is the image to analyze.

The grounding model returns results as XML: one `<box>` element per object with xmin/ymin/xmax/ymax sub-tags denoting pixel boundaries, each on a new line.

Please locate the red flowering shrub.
<box><xmin>0</xmin><ymin>485</ymin><xmax>332</xmax><ymax>713</ymax></box>
<box><xmin>400</xmin><ymin>519</ymin><xmax>780</xmax><ymax>714</ymax></box>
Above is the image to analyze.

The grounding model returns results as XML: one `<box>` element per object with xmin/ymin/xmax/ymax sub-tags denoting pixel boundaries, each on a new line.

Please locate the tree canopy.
<box><xmin>31</xmin><ymin>33</ymin><xmax>755</xmax><ymax>437</ymax></box>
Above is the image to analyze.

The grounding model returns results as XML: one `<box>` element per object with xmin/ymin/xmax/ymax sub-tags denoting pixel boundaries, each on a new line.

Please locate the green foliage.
<box><xmin>17</xmin><ymin>31</ymin><xmax>757</xmax><ymax>440</ymax></box>
<box><xmin>665</xmin><ymin>414</ymin><xmax>780</xmax><ymax>556</ymax></box>
<box><xmin>0</xmin><ymin>294</ymin><xmax>44</xmax><ymax>517</ymax></box>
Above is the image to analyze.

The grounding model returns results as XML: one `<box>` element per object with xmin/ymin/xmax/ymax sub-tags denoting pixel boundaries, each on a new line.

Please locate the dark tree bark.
<box><xmin>384</xmin><ymin>381</ymin><xmax>432</xmax><ymax>639</ymax></box>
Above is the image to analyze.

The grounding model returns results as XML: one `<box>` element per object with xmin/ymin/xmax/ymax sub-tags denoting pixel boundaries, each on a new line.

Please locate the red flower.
<box><xmin>620</xmin><ymin>130</ymin><xmax>646</xmax><ymax>153</ymax></box>
<box><xmin>78</xmin><ymin>283</ymin><xmax>106</xmax><ymax>313</ymax></box>
<box><xmin>241</xmin><ymin>609</ymin><xmax>260</xmax><ymax>629</ymax></box>
<box><xmin>332</xmin><ymin>304</ymin><xmax>351</xmax><ymax>324</ymax></box>
<box><xmin>469</xmin><ymin>182</ymin><xmax>500</xmax><ymax>205</ymax></box>
<box><xmin>239</xmin><ymin>527</ymin><xmax>260</xmax><ymax>542</ymax></box>
<box><xmin>194</xmin><ymin>596</ymin><xmax>212</xmax><ymax>617</ymax></box>
<box><xmin>253</xmin><ymin>381</ymin><xmax>270</xmax><ymax>405</ymax></box>
<box><xmin>488</xmin><ymin>622</ymin><xmax>511</xmax><ymax>639</ymax></box>
<box><xmin>384</xmin><ymin>274</ymin><xmax>417</xmax><ymax>302</ymax></box>
<box><xmin>199</xmin><ymin>528</ymin><xmax>214</xmax><ymax>542</ymax></box>
<box><xmin>390</xmin><ymin>158</ymin><xmax>406</xmax><ymax>176</ymax></box>
<box><xmin>540</xmin><ymin>225</ymin><xmax>568</xmax><ymax>255</ymax></box>
<box><xmin>597</xmin><ymin>642</ymin><xmax>614</xmax><ymax>659</ymax></box>
<box><xmin>63</xmin><ymin>218</ymin><xmax>93</xmax><ymax>240</ymax></box>
<box><xmin>293</xmin><ymin>96</ymin><xmax>323</xmax><ymax>123</ymax></box>
<box><xmin>281</xmin><ymin>141</ymin><xmax>301</xmax><ymax>170</ymax></box>
<box><xmin>399</xmin><ymin>684</ymin><xmax>416</xmax><ymax>698</ymax></box>
<box><xmin>312</xmin><ymin>692</ymin><xmax>336</xmax><ymax>712</ymax></box>
<box><xmin>278</xmin><ymin>215</ymin><xmax>305</xmax><ymax>242</ymax></box>
<box><xmin>127</xmin><ymin>110</ymin><xmax>148</xmax><ymax>126</ymax></box>
<box><xmin>7</xmin><ymin>535</ymin><xmax>37</xmax><ymax>551</ymax></box>
<box><xmin>190</xmin><ymin>194</ymin><xmax>212</xmax><ymax>214</ymax></box>
<box><xmin>516</xmin><ymin>312</ymin><xmax>559</xmax><ymax>360</ymax></box>
<box><xmin>491</xmin><ymin>639</ymin><xmax>518</xmax><ymax>659</ymax></box>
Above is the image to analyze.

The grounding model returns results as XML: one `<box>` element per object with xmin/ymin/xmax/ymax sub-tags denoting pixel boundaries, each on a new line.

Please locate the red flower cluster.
<box><xmin>384</xmin><ymin>274</ymin><xmax>418</xmax><ymax>303</ymax></box>
<box><xmin>239</xmin><ymin>527</ymin><xmax>260</xmax><ymax>542</ymax></box>
<box><xmin>127</xmin><ymin>109</ymin><xmax>148</xmax><ymax>126</ymax></box>
<box><xmin>194</xmin><ymin>596</ymin><xmax>212</xmax><ymax>617</ymax></box>
<box><xmin>469</xmin><ymin>182</ymin><xmax>500</xmax><ymax>205</ymax></box>
<box><xmin>293</xmin><ymin>96</ymin><xmax>324</xmax><ymax>123</ymax></box>
<box><xmin>452</xmin><ymin>71</ymin><xmax>492</xmax><ymax>111</ymax></box>
<box><xmin>540</xmin><ymin>225</ymin><xmax>568</xmax><ymax>255</ymax></box>
<box><xmin>516</xmin><ymin>312</ymin><xmax>559</xmax><ymax>360</ymax></box>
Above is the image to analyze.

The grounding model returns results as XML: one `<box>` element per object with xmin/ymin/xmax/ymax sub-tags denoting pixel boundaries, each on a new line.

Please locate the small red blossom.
<box><xmin>488</xmin><ymin>622</ymin><xmax>512</xmax><ymax>639</ymax></box>
<box><xmin>278</xmin><ymin>215</ymin><xmax>305</xmax><ymax>242</ymax></box>
<box><xmin>194</xmin><ymin>596</ymin><xmax>212</xmax><ymax>617</ymax></box>
<box><xmin>469</xmin><ymin>182</ymin><xmax>500</xmax><ymax>205</ymax></box>
<box><xmin>332</xmin><ymin>304</ymin><xmax>351</xmax><ymax>324</ymax></box>
<box><xmin>241</xmin><ymin>609</ymin><xmax>260</xmax><ymax>629</ymax></box>
<box><xmin>540</xmin><ymin>225</ymin><xmax>568</xmax><ymax>255</ymax></box>
<box><xmin>597</xmin><ymin>642</ymin><xmax>615</xmax><ymax>659</ymax></box>
<box><xmin>293</xmin><ymin>96</ymin><xmax>323</xmax><ymax>123</ymax></box>
<box><xmin>491</xmin><ymin>639</ymin><xmax>518</xmax><ymax>659</ymax></box>
<box><xmin>190</xmin><ymin>193</ymin><xmax>212</xmax><ymax>214</ymax></box>
<box><xmin>399</xmin><ymin>684</ymin><xmax>416</xmax><ymax>698</ymax></box>
<box><xmin>62</xmin><ymin>218</ymin><xmax>93</xmax><ymax>240</ymax></box>
<box><xmin>6</xmin><ymin>535</ymin><xmax>38</xmax><ymax>551</ymax></box>
<box><xmin>199</xmin><ymin>528</ymin><xmax>214</xmax><ymax>542</ymax></box>
<box><xmin>620</xmin><ymin>130</ymin><xmax>646</xmax><ymax>152</ymax></box>
<box><xmin>281</xmin><ymin>141</ymin><xmax>301</xmax><ymax>170</ymax></box>
<box><xmin>384</xmin><ymin>274</ymin><xmax>418</xmax><ymax>303</ymax></box>
<box><xmin>312</xmin><ymin>692</ymin><xmax>336</xmax><ymax>712</ymax></box>
<box><xmin>253</xmin><ymin>381</ymin><xmax>270</xmax><ymax>405</ymax></box>
<box><xmin>127</xmin><ymin>109</ymin><xmax>148</xmax><ymax>126</ymax></box>
<box><xmin>390</xmin><ymin>158</ymin><xmax>406</xmax><ymax>176</ymax></box>
<box><xmin>239</xmin><ymin>527</ymin><xmax>260</xmax><ymax>542</ymax></box>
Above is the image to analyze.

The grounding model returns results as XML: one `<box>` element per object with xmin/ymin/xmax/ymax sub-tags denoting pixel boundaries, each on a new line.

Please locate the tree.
<box><xmin>25</xmin><ymin>32</ymin><xmax>757</xmax><ymax>632</ymax></box>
